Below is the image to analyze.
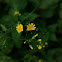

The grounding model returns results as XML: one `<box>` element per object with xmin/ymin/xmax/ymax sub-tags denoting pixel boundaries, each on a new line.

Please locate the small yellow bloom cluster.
<box><xmin>27</xmin><ymin>23</ymin><xmax>36</xmax><ymax>31</ymax></box>
<box><xmin>14</xmin><ymin>11</ymin><xmax>21</xmax><ymax>16</ymax></box>
<box><xmin>23</xmin><ymin>33</ymin><xmax>48</xmax><ymax>50</ymax></box>
<box><xmin>38</xmin><ymin>59</ymin><xmax>46</xmax><ymax>62</ymax></box>
<box><xmin>37</xmin><ymin>40</ymin><xmax>48</xmax><ymax>50</ymax></box>
<box><xmin>29</xmin><ymin>38</ymin><xmax>47</xmax><ymax>50</ymax></box>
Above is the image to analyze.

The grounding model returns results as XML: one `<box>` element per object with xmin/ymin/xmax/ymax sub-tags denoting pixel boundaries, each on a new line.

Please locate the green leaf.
<box><xmin>0</xmin><ymin>33</ymin><xmax>13</xmax><ymax>54</ymax></box>
<box><xmin>24</xmin><ymin>54</ymin><xmax>38</xmax><ymax>62</ymax></box>
<box><xmin>0</xmin><ymin>24</ymin><xmax>7</xmax><ymax>31</ymax></box>
<box><xmin>59</xmin><ymin>3</ymin><xmax>62</xmax><ymax>19</ymax></box>
<box><xmin>12</xmin><ymin>30</ymin><xmax>23</xmax><ymax>48</ymax></box>
<box><xmin>57</xmin><ymin>56</ymin><xmax>62</xmax><ymax>62</ymax></box>
<box><xmin>1</xmin><ymin>40</ymin><xmax>14</xmax><ymax>54</ymax></box>
<box><xmin>39</xmin><ymin>0</ymin><xmax>59</xmax><ymax>9</ymax></box>
<box><xmin>0</xmin><ymin>33</ymin><xmax>7</xmax><ymax>49</ymax></box>
<box><xmin>41</xmin><ymin>6</ymin><xmax>55</xmax><ymax>18</ymax></box>
<box><xmin>29</xmin><ymin>0</ymin><xmax>39</xmax><ymax>7</ymax></box>
<box><xmin>20</xmin><ymin>13</ymin><xmax>38</xmax><ymax>23</ymax></box>
<box><xmin>1</xmin><ymin>15</ymin><xmax>17</xmax><ymax>28</ymax></box>
<box><xmin>47</xmin><ymin>58</ymin><xmax>55</xmax><ymax>62</ymax></box>
<box><xmin>0</xmin><ymin>52</ymin><xmax>16</xmax><ymax>62</ymax></box>
<box><xmin>58</xmin><ymin>20</ymin><xmax>62</xmax><ymax>33</ymax></box>
<box><xmin>47</xmin><ymin>48</ymin><xmax>62</xmax><ymax>62</ymax></box>
<box><xmin>49</xmin><ymin>33</ymin><xmax>57</xmax><ymax>41</ymax></box>
<box><xmin>5</xmin><ymin>0</ymin><xmax>27</xmax><ymax>11</ymax></box>
<box><xmin>48</xmin><ymin>24</ymin><xmax>57</xmax><ymax>33</ymax></box>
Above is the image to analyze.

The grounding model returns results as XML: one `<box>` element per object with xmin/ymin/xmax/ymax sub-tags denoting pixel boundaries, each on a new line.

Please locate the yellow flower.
<box><xmin>43</xmin><ymin>45</ymin><xmax>45</xmax><ymax>48</ymax></box>
<box><xmin>38</xmin><ymin>59</ymin><xmax>43</xmax><ymax>62</ymax></box>
<box><xmin>32</xmin><ymin>34</ymin><xmax>38</xmax><ymax>39</ymax></box>
<box><xmin>14</xmin><ymin>11</ymin><xmax>21</xmax><ymax>16</ymax></box>
<box><xmin>24</xmin><ymin>41</ymin><xmax>26</xmax><ymax>44</ymax></box>
<box><xmin>38</xmin><ymin>45</ymin><xmax>42</xmax><ymax>50</ymax></box>
<box><xmin>16</xmin><ymin>24</ymin><xmax>23</xmax><ymax>33</ymax></box>
<box><xmin>45</xmin><ymin>42</ymin><xmax>48</xmax><ymax>45</ymax></box>
<box><xmin>27</xmin><ymin>23</ymin><xmax>36</xmax><ymax>31</ymax></box>
<box><xmin>34</xmin><ymin>34</ymin><xmax>38</xmax><ymax>37</ymax></box>
<box><xmin>38</xmin><ymin>39</ymin><xmax>42</xmax><ymax>42</ymax></box>
<box><xmin>29</xmin><ymin>45</ymin><xmax>33</xmax><ymax>50</ymax></box>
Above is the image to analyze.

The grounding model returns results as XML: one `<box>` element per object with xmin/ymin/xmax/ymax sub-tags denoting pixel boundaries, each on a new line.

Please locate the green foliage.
<box><xmin>0</xmin><ymin>0</ymin><xmax>62</xmax><ymax>62</ymax></box>
<box><xmin>59</xmin><ymin>3</ymin><xmax>62</xmax><ymax>19</ymax></box>
<box><xmin>0</xmin><ymin>52</ymin><xmax>16</xmax><ymax>62</ymax></box>
<box><xmin>5</xmin><ymin>0</ymin><xmax>27</xmax><ymax>11</ymax></box>
<box><xmin>12</xmin><ymin>30</ymin><xmax>23</xmax><ymax>48</ymax></box>
<box><xmin>20</xmin><ymin>13</ymin><xmax>38</xmax><ymax>23</ymax></box>
<box><xmin>49</xmin><ymin>33</ymin><xmax>57</xmax><ymax>41</ymax></box>
<box><xmin>39</xmin><ymin>0</ymin><xmax>59</xmax><ymax>9</ymax></box>
<box><xmin>29</xmin><ymin>0</ymin><xmax>39</xmax><ymax>7</ymax></box>
<box><xmin>47</xmin><ymin>48</ymin><xmax>62</xmax><ymax>62</ymax></box>
<box><xmin>58</xmin><ymin>20</ymin><xmax>62</xmax><ymax>34</ymax></box>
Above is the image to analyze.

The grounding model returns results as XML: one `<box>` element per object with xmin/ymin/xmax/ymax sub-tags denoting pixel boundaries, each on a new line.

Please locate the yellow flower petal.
<box><xmin>24</xmin><ymin>41</ymin><xmax>26</xmax><ymax>44</ymax></box>
<box><xmin>16</xmin><ymin>24</ymin><xmax>23</xmax><ymax>33</ymax></box>
<box><xmin>43</xmin><ymin>45</ymin><xmax>45</xmax><ymax>48</ymax></box>
<box><xmin>29</xmin><ymin>45</ymin><xmax>33</xmax><ymax>50</ymax></box>
<box><xmin>38</xmin><ymin>39</ymin><xmax>42</xmax><ymax>42</ymax></box>
<box><xmin>34</xmin><ymin>34</ymin><xmax>38</xmax><ymax>37</ymax></box>
<box><xmin>38</xmin><ymin>45</ymin><xmax>42</xmax><ymax>50</ymax></box>
<box><xmin>32</xmin><ymin>34</ymin><xmax>38</xmax><ymax>39</ymax></box>
<box><xmin>27</xmin><ymin>23</ymin><xmax>36</xmax><ymax>31</ymax></box>
<box><xmin>45</xmin><ymin>42</ymin><xmax>48</xmax><ymax>45</ymax></box>
<box><xmin>14</xmin><ymin>11</ymin><xmax>21</xmax><ymax>16</ymax></box>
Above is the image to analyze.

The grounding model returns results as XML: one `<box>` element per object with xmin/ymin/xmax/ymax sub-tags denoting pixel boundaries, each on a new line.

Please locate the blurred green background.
<box><xmin>0</xmin><ymin>0</ymin><xmax>62</xmax><ymax>62</ymax></box>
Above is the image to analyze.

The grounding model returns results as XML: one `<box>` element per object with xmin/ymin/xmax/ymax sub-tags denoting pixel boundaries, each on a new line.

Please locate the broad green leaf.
<box><xmin>0</xmin><ymin>24</ymin><xmax>7</xmax><ymax>31</ymax></box>
<box><xmin>41</xmin><ymin>6</ymin><xmax>55</xmax><ymax>18</ymax></box>
<box><xmin>58</xmin><ymin>20</ymin><xmax>62</xmax><ymax>33</ymax></box>
<box><xmin>59</xmin><ymin>3</ymin><xmax>62</xmax><ymax>19</ymax></box>
<box><xmin>29</xmin><ymin>0</ymin><xmax>39</xmax><ymax>7</ymax></box>
<box><xmin>20</xmin><ymin>13</ymin><xmax>38</xmax><ymax>23</ymax></box>
<box><xmin>57</xmin><ymin>56</ymin><xmax>62</xmax><ymax>62</ymax></box>
<box><xmin>12</xmin><ymin>30</ymin><xmax>23</xmax><ymax>48</ymax></box>
<box><xmin>1</xmin><ymin>15</ymin><xmax>17</xmax><ymax>29</ymax></box>
<box><xmin>0</xmin><ymin>33</ymin><xmax>13</xmax><ymax>54</ymax></box>
<box><xmin>0</xmin><ymin>33</ymin><xmax>7</xmax><ymax>49</ymax></box>
<box><xmin>1</xmin><ymin>40</ymin><xmax>14</xmax><ymax>54</ymax></box>
<box><xmin>24</xmin><ymin>54</ymin><xmax>38</xmax><ymax>62</ymax></box>
<box><xmin>0</xmin><ymin>52</ymin><xmax>16</xmax><ymax>62</ymax></box>
<box><xmin>49</xmin><ymin>33</ymin><xmax>57</xmax><ymax>41</ymax></box>
<box><xmin>39</xmin><ymin>0</ymin><xmax>59</xmax><ymax>9</ymax></box>
<box><xmin>48</xmin><ymin>24</ymin><xmax>57</xmax><ymax>33</ymax></box>
<box><xmin>47</xmin><ymin>58</ymin><xmax>55</xmax><ymax>62</ymax></box>
<box><xmin>5</xmin><ymin>0</ymin><xmax>27</xmax><ymax>11</ymax></box>
<box><xmin>47</xmin><ymin>48</ymin><xmax>62</xmax><ymax>62</ymax></box>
